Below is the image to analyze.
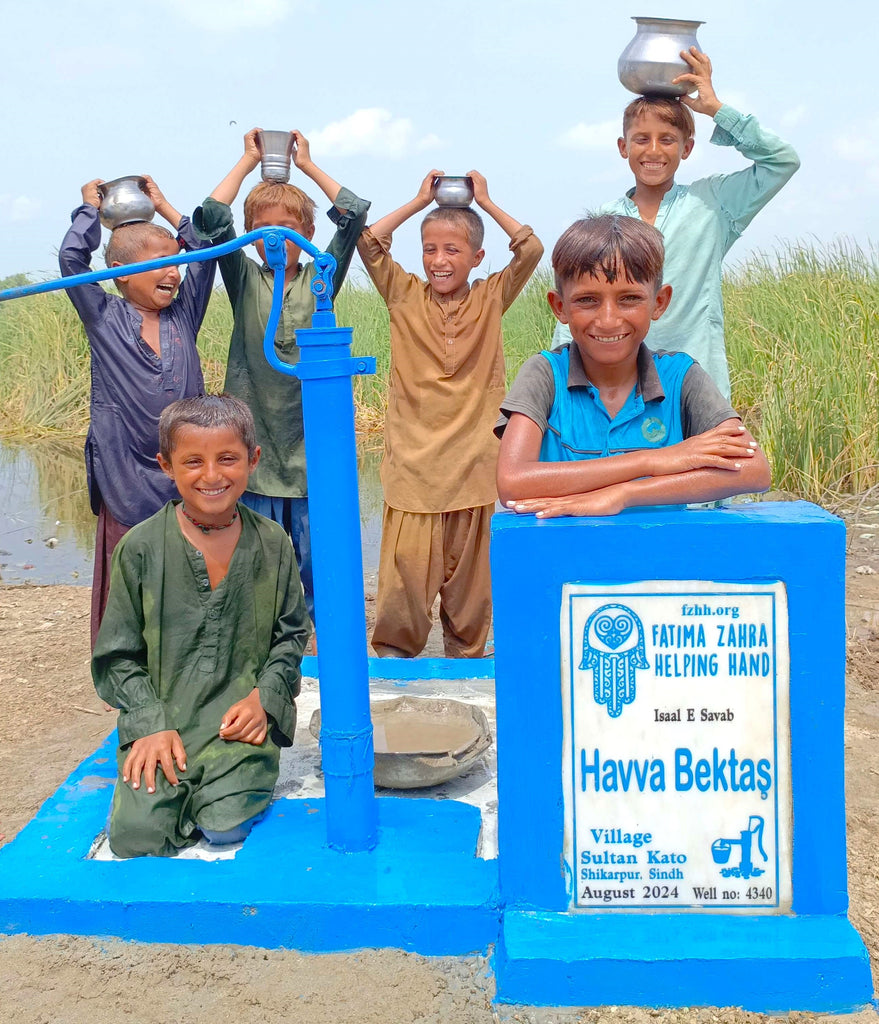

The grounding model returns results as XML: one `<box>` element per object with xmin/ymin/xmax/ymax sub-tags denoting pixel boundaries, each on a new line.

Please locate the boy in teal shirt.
<box><xmin>552</xmin><ymin>48</ymin><xmax>799</xmax><ymax>398</ymax></box>
<box><xmin>195</xmin><ymin>129</ymin><xmax>369</xmax><ymax>623</ymax></box>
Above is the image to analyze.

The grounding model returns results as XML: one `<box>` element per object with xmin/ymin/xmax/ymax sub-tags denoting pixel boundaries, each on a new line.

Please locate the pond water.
<box><xmin>0</xmin><ymin>440</ymin><xmax>385</xmax><ymax>587</ymax></box>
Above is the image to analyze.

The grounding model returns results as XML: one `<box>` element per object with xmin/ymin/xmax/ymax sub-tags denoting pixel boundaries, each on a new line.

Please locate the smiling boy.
<box><xmin>497</xmin><ymin>216</ymin><xmax>770</xmax><ymax>518</ymax></box>
<box><xmin>358</xmin><ymin>171</ymin><xmax>543</xmax><ymax>657</ymax></box>
<box><xmin>93</xmin><ymin>394</ymin><xmax>310</xmax><ymax>858</ymax></box>
<box><xmin>194</xmin><ymin>129</ymin><xmax>369</xmax><ymax>626</ymax></box>
<box><xmin>60</xmin><ymin>177</ymin><xmax>218</xmax><ymax>646</ymax></box>
<box><xmin>552</xmin><ymin>48</ymin><xmax>799</xmax><ymax>398</ymax></box>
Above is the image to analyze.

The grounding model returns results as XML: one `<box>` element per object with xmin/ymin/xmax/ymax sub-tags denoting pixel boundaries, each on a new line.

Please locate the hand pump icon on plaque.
<box><xmin>712</xmin><ymin>815</ymin><xmax>769</xmax><ymax>879</ymax></box>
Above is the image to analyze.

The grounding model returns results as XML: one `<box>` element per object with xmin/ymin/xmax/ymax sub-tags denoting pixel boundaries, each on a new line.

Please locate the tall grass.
<box><xmin>1</xmin><ymin>240</ymin><xmax>877</xmax><ymax>502</ymax></box>
<box><xmin>724</xmin><ymin>239</ymin><xmax>879</xmax><ymax>499</ymax></box>
<box><xmin>0</xmin><ymin>290</ymin><xmax>90</xmax><ymax>436</ymax></box>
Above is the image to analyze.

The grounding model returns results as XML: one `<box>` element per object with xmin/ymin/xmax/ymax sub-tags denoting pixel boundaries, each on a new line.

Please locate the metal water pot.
<box><xmin>256</xmin><ymin>130</ymin><xmax>294</xmax><ymax>183</ymax></box>
<box><xmin>617</xmin><ymin>17</ymin><xmax>704</xmax><ymax>97</ymax></box>
<box><xmin>97</xmin><ymin>176</ymin><xmax>156</xmax><ymax>229</ymax></box>
<box><xmin>434</xmin><ymin>176</ymin><xmax>474</xmax><ymax>208</ymax></box>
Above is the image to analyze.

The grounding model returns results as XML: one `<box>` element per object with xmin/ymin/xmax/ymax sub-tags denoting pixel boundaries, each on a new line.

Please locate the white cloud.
<box><xmin>833</xmin><ymin>124</ymin><xmax>876</xmax><ymax>162</ymax></box>
<box><xmin>721</xmin><ymin>90</ymin><xmax>750</xmax><ymax>114</ymax></box>
<box><xmin>308</xmin><ymin>109</ymin><xmax>443</xmax><ymax>159</ymax></box>
<box><xmin>558</xmin><ymin>119</ymin><xmax>620</xmax><ymax>151</ymax></box>
<box><xmin>832</xmin><ymin>120</ymin><xmax>879</xmax><ymax>190</ymax></box>
<box><xmin>780</xmin><ymin>104</ymin><xmax>807</xmax><ymax>130</ymax></box>
<box><xmin>0</xmin><ymin>195</ymin><xmax>41</xmax><ymax>222</ymax></box>
<box><xmin>834</xmin><ymin>136</ymin><xmax>869</xmax><ymax>161</ymax></box>
<box><xmin>415</xmin><ymin>133</ymin><xmax>443</xmax><ymax>153</ymax></box>
<box><xmin>168</xmin><ymin>0</ymin><xmax>292</xmax><ymax>31</ymax></box>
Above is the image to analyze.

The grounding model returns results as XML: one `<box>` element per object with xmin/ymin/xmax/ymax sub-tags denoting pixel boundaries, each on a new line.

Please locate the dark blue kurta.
<box><xmin>60</xmin><ymin>205</ymin><xmax>216</xmax><ymax>526</ymax></box>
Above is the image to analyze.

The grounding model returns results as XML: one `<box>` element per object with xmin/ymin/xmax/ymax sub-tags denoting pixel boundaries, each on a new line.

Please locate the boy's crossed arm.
<box><xmin>498</xmin><ymin>414</ymin><xmax>770</xmax><ymax>518</ymax></box>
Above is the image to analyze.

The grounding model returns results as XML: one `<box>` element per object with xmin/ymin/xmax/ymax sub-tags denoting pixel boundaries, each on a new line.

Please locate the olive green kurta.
<box><xmin>193</xmin><ymin>190</ymin><xmax>369</xmax><ymax>498</ymax></box>
<box><xmin>92</xmin><ymin>503</ymin><xmax>310</xmax><ymax>857</ymax></box>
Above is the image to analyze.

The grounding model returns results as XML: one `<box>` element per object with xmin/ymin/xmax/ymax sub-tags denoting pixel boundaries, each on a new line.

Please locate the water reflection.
<box><xmin>0</xmin><ymin>440</ymin><xmax>93</xmax><ymax>584</ymax></box>
<box><xmin>0</xmin><ymin>440</ymin><xmax>385</xmax><ymax>586</ymax></box>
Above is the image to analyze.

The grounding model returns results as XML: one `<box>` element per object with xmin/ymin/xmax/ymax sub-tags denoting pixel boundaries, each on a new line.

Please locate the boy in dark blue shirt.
<box><xmin>60</xmin><ymin>176</ymin><xmax>218</xmax><ymax>644</ymax></box>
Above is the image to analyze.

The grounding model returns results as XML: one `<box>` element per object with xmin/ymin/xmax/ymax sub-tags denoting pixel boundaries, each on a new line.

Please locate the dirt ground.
<box><xmin>0</xmin><ymin>519</ymin><xmax>877</xmax><ymax>1023</ymax></box>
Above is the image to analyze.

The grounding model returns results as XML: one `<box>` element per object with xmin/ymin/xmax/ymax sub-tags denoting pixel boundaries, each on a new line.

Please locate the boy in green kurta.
<box><xmin>194</xmin><ymin>129</ymin><xmax>370</xmax><ymax>625</ymax></box>
<box><xmin>93</xmin><ymin>395</ymin><xmax>310</xmax><ymax>858</ymax></box>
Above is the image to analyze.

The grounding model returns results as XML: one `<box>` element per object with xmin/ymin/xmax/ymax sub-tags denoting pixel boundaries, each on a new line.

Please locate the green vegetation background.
<box><xmin>1</xmin><ymin>239</ymin><xmax>877</xmax><ymax>503</ymax></box>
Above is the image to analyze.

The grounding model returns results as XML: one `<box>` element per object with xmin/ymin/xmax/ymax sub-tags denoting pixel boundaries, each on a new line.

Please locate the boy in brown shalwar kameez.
<box><xmin>358</xmin><ymin>170</ymin><xmax>543</xmax><ymax>658</ymax></box>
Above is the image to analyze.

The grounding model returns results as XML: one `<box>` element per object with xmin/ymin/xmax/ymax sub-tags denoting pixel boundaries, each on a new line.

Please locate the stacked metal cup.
<box><xmin>256</xmin><ymin>131</ymin><xmax>295</xmax><ymax>183</ymax></box>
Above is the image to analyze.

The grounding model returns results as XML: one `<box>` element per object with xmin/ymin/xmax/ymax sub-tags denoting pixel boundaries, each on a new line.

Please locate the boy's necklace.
<box><xmin>180</xmin><ymin>504</ymin><xmax>239</xmax><ymax>534</ymax></box>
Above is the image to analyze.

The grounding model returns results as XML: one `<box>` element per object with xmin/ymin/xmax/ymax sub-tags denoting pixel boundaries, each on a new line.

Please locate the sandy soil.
<box><xmin>0</xmin><ymin>521</ymin><xmax>877</xmax><ymax>1023</ymax></box>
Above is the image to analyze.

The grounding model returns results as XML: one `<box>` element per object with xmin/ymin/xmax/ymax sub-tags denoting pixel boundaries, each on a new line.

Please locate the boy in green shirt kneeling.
<box><xmin>93</xmin><ymin>395</ymin><xmax>310</xmax><ymax>858</ymax></box>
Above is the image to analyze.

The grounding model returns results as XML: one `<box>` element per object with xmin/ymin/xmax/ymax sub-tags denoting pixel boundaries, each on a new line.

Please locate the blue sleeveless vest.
<box><xmin>538</xmin><ymin>347</ymin><xmax>693</xmax><ymax>462</ymax></box>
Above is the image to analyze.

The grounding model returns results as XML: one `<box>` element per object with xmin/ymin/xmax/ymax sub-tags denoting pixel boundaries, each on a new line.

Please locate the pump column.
<box><xmin>294</xmin><ymin>309</ymin><xmax>378</xmax><ymax>852</ymax></box>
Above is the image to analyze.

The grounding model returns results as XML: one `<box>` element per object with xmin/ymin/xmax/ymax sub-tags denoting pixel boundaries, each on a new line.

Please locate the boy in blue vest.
<box><xmin>496</xmin><ymin>215</ymin><xmax>770</xmax><ymax>518</ymax></box>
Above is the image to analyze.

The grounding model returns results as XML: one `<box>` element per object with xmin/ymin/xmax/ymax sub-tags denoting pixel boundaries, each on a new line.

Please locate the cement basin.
<box><xmin>309</xmin><ymin>696</ymin><xmax>492</xmax><ymax>789</ymax></box>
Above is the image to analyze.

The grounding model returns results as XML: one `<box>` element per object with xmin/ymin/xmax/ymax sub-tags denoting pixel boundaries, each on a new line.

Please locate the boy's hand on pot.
<box><xmin>291</xmin><ymin>130</ymin><xmax>311</xmax><ymax>169</ymax></box>
<box><xmin>673</xmin><ymin>47</ymin><xmax>722</xmax><ymax>116</ymax></box>
<box><xmin>122</xmin><ymin>730</ymin><xmax>187</xmax><ymax>794</ymax></box>
<box><xmin>418</xmin><ymin>170</ymin><xmax>443</xmax><ymax>206</ymax></box>
<box><xmin>81</xmin><ymin>180</ymin><xmax>104</xmax><ymax>209</ymax></box>
<box><xmin>141</xmin><ymin>175</ymin><xmax>169</xmax><ymax>213</ymax></box>
<box><xmin>468</xmin><ymin>170</ymin><xmax>490</xmax><ymax>206</ymax></box>
<box><xmin>243</xmin><ymin>128</ymin><xmax>262</xmax><ymax>165</ymax></box>
<box><xmin>220</xmin><ymin>688</ymin><xmax>268</xmax><ymax>746</ymax></box>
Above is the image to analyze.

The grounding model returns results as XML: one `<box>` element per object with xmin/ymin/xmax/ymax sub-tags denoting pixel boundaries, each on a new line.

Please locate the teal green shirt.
<box><xmin>194</xmin><ymin>189</ymin><xmax>369</xmax><ymax>496</ymax></box>
<box><xmin>553</xmin><ymin>106</ymin><xmax>800</xmax><ymax>398</ymax></box>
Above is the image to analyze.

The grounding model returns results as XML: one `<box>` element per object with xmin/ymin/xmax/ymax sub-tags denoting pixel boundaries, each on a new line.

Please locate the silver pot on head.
<box><xmin>97</xmin><ymin>177</ymin><xmax>156</xmax><ymax>230</ymax></box>
<box><xmin>433</xmin><ymin>176</ymin><xmax>475</xmax><ymax>208</ymax></box>
<box><xmin>618</xmin><ymin>17</ymin><xmax>704</xmax><ymax>97</ymax></box>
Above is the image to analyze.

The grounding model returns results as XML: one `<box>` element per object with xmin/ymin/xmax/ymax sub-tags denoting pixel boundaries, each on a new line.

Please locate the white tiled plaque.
<box><xmin>561</xmin><ymin>581</ymin><xmax>791</xmax><ymax>912</ymax></box>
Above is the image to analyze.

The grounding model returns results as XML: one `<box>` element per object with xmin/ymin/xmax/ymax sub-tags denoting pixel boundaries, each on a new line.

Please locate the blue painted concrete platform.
<box><xmin>0</xmin><ymin>733</ymin><xmax>498</xmax><ymax>954</ymax></box>
<box><xmin>300</xmin><ymin>654</ymin><xmax>495</xmax><ymax>681</ymax></box>
<box><xmin>496</xmin><ymin>911</ymin><xmax>873</xmax><ymax>1013</ymax></box>
<box><xmin>490</xmin><ymin>503</ymin><xmax>875</xmax><ymax>1013</ymax></box>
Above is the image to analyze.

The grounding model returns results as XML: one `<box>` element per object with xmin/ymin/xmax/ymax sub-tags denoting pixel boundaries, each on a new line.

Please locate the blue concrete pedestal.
<box><xmin>497</xmin><ymin>912</ymin><xmax>870</xmax><ymax>1012</ymax></box>
<box><xmin>0</xmin><ymin>734</ymin><xmax>497</xmax><ymax>954</ymax></box>
<box><xmin>490</xmin><ymin>502</ymin><xmax>873</xmax><ymax>1012</ymax></box>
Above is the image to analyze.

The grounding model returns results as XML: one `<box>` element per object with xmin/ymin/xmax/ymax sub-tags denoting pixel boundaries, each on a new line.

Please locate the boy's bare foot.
<box><xmin>372</xmin><ymin>643</ymin><xmax>413</xmax><ymax>658</ymax></box>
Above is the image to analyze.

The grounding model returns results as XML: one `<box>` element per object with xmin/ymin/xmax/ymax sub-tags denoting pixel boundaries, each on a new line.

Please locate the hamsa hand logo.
<box><xmin>580</xmin><ymin>603</ymin><xmax>647</xmax><ymax>718</ymax></box>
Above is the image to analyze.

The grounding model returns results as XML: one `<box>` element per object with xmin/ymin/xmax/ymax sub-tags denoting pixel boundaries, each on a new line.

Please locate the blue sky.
<box><xmin>1</xmin><ymin>0</ymin><xmax>876</xmax><ymax>284</ymax></box>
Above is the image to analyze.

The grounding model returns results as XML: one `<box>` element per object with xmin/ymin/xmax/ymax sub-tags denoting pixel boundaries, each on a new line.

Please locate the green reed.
<box><xmin>724</xmin><ymin>238</ymin><xmax>879</xmax><ymax>500</ymax></box>
<box><xmin>1</xmin><ymin>240</ymin><xmax>877</xmax><ymax>502</ymax></box>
